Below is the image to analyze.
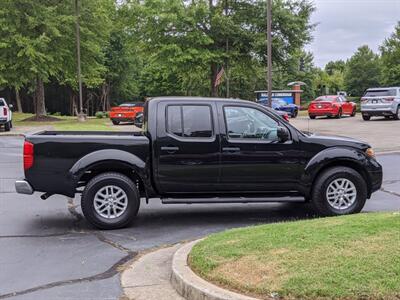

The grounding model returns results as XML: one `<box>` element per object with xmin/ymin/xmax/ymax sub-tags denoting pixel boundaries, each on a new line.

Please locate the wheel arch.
<box><xmin>302</xmin><ymin>148</ymin><xmax>372</xmax><ymax>198</ymax></box>
<box><xmin>69</xmin><ymin>149</ymin><xmax>155</xmax><ymax>198</ymax></box>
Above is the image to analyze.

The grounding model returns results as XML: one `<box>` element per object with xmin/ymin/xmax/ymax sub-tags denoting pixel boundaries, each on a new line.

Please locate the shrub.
<box><xmin>95</xmin><ymin>111</ymin><xmax>104</xmax><ymax>119</ymax></box>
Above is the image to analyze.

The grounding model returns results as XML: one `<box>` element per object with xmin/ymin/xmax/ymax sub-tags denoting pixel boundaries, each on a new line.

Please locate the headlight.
<box><xmin>365</xmin><ymin>148</ymin><xmax>375</xmax><ymax>158</ymax></box>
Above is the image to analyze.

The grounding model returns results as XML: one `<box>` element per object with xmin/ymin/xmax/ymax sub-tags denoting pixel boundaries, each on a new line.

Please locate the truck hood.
<box><xmin>303</xmin><ymin>132</ymin><xmax>370</xmax><ymax>150</ymax></box>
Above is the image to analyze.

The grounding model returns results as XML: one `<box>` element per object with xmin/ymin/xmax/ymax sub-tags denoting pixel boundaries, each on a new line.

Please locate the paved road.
<box><xmin>0</xmin><ymin>137</ymin><xmax>399</xmax><ymax>300</ymax></box>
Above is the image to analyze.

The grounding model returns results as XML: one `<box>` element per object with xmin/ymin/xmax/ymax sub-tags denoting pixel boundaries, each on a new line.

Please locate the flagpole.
<box><xmin>225</xmin><ymin>0</ymin><xmax>230</xmax><ymax>98</ymax></box>
<box><xmin>266</xmin><ymin>0</ymin><xmax>272</xmax><ymax>108</ymax></box>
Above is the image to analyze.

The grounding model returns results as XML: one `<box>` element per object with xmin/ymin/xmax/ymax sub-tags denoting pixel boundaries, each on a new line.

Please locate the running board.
<box><xmin>161</xmin><ymin>197</ymin><xmax>305</xmax><ymax>204</ymax></box>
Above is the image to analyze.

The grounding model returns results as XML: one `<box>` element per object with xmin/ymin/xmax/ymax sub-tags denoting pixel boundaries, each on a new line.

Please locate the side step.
<box><xmin>161</xmin><ymin>197</ymin><xmax>305</xmax><ymax>204</ymax></box>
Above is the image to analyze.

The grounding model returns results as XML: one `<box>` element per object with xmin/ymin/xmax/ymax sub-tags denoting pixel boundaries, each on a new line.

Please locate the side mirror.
<box><xmin>277</xmin><ymin>126</ymin><xmax>290</xmax><ymax>142</ymax></box>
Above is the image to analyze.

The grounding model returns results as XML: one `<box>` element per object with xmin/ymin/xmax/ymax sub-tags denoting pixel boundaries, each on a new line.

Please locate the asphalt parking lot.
<box><xmin>0</xmin><ymin>135</ymin><xmax>399</xmax><ymax>300</ymax></box>
<box><xmin>292</xmin><ymin>114</ymin><xmax>400</xmax><ymax>152</ymax></box>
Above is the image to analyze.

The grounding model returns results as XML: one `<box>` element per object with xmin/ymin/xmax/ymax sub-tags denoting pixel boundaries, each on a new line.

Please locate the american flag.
<box><xmin>214</xmin><ymin>67</ymin><xmax>225</xmax><ymax>87</ymax></box>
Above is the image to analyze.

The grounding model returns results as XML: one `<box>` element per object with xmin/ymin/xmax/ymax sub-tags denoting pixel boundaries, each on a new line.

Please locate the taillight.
<box><xmin>3</xmin><ymin>107</ymin><xmax>7</xmax><ymax>116</ymax></box>
<box><xmin>383</xmin><ymin>97</ymin><xmax>394</xmax><ymax>102</ymax></box>
<box><xmin>282</xmin><ymin>114</ymin><xmax>289</xmax><ymax>122</ymax></box>
<box><xmin>23</xmin><ymin>141</ymin><xmax>34</xmax><ymax>170</ymax></box>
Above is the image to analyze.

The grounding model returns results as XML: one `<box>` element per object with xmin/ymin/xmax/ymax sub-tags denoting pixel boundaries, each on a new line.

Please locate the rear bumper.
<box><xmin>15</xmin><ymin>180</ymin><xmax>34</xmax><ymax>195</ymax></box>
<box><xmin>361</xmin><ymin>109</ymin><xmax>396</xmax><ymax>116</ymax></box>
<box><xmin>110</xmin><ymin>117</ymin><xmax>135</xmax><ymax>123</ymax></box>
<box><xmin>308</xmin><ymin>108</ymin><xmax>339</xmax><ymax>116</ymax></box>
<box><xmin>0</xmin><ymin>118</ymin><xmax>8</xmax><ymax>124</ymax></box>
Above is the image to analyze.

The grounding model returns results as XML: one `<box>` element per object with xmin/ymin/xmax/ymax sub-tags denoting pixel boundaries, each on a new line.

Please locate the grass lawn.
<box><xmin>13</xmin><ymin>113</ymin><xmax>118</xmax><ymax>131</ymax></box>
<box><xmin>189</xmin><ymin>212</ymin><xmax>400</xmax><ymax>300</ymax></box>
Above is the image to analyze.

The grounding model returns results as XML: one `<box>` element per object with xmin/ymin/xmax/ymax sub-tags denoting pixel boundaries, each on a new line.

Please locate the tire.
<box><xmin>311</xmin><ymin>166</ymin><xmax>367</xmax><ymax>217</ymax></box>
<box><xmin>362</xmin><ymin>114</ymin><xmax>370</xmax><ymax>121</ymax></box>
<box><xmin>394</xmin><ymin>106</ymin><xmax>400</xmax><ymax>120</ymax></box>
<box><xmin>309</xmin><ymin>115</ymin><xmax>316</xmax><ymax>119</ymax></box>
<box><xmin>335</xmin><ymin>109</ymin><xmax>342</xmax><ymax>119</ymax></box>
<box><xmin>4</xmin><ymin>121</ymin><xmax>11</xmax><ymax>132</ymax></box>
<box><xmin>81</xmin><ymin>172</ymin><xmax>140</xmax><ymax>229</ymax></box>
<box><xmin>112</xmin><ymin>120</ymin><xmax>120</xmax><ymax>125</ymax></box>
<box><xmin>350</xmin><ymin>108</ymin><xmax>356</xmax><ymax>117</ymax></box>
<box><xmin>292</xmin><ymin>109</ymin><xmax>298</xmax><ymax>118</ymax></box>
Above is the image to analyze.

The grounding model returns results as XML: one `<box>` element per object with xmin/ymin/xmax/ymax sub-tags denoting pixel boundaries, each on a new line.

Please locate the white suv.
<box><xmin>361</xmin><ymin>87</ymin><xmax>400</xmax><ymax>121</ymax></box>
<box><xmin>0</xmin><ymin>98</ymin><xmax>13</xmax><ymax>131</ymax></box>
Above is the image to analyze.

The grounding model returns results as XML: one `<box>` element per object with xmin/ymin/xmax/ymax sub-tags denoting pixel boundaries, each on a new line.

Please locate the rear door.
<box><xmin>155</xmin><ymin>100</ymin><xmax>220</xmax><ymax>194</ymax></box>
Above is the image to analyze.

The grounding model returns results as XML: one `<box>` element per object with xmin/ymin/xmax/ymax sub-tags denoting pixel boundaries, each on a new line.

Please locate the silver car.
<box><xmin>361</xmin><ymin>87</ymin><xmax>400</xmax><ymax>121</ymax></box>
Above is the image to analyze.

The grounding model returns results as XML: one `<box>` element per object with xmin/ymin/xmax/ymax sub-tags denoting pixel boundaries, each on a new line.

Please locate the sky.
<box><xmin>306</xmin><ymin>0</ymin><xmax>400</xmax><ymax>68</ymax></box>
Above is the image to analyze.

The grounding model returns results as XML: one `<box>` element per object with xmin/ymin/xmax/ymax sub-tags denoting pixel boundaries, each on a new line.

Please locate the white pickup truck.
<box><xmin>0</xmin><ymin>98</ymin><xmax>13</xmax><ymax>131</ymax></box>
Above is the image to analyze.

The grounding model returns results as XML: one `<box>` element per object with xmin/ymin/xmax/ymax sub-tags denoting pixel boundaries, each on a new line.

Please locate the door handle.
<box><xmin>222</xmin><ymin>147</ymin><xmax>240</xmax><ymax>152</ymax></box>
<box><xmin>161</xmin><ymin>146</ymin><xmax>179</xmax><ymax>153</ymax></box>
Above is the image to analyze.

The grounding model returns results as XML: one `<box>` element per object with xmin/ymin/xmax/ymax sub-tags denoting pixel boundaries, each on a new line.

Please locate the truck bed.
<box><xmin>25</xmin><ymin>131</ymin><xmax>150</xmax><ymax>197</ymax></box>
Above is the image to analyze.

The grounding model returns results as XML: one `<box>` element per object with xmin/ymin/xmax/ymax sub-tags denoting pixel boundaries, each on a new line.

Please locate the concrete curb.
<box><xmin>171</xmin><ymin>239</ymin><xmax>260</xmax><ymax>300</ymax></box>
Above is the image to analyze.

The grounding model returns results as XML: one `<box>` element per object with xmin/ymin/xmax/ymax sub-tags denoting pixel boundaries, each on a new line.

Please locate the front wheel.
<box><xmin>292</xmin><ymin>109</ymin><xmax>298</xmax><ymax>118</ymax></box>
<box><xmin>309</xmin><ymin>115</ymin><xmax>316</xmax><ymax>119</ymax></box>
<box><xmin>311</xmin><ymin>166</ymin><xmax>367</xmax><ymax>216</ymax></box>
<box><xmin>335</xmin><ymin>109</ymin><xmax>342</xmax><ymax>119</ymax></box>
<box><xmin>81</xmin><ymin>172</ymin><xmax>140</xmax><ymax>229</ymax></box>
<box><xmin>112</xmin><ymin>120</ymin><xmax>120</xmax><ymax>125</ymax></box>
<box><xmin>350</xmin><ymin>108</ymin><xmax>356</xmax><ymax>117</ymax></box>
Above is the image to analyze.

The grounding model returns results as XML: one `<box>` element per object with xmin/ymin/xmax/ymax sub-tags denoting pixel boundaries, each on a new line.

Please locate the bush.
<box><xmin>95</xmin><ymin>111</ymin><xmax>104</xmax><ymax>119</ymax></box>
<box><xmin>52</xmin><ymin>112</ymin><xmax>62</xmax><ymax>116</ymax></box>
<box><xmin>104</xmin><ymin>111</ymin><xmax>110</xmax><ymax>118</ymax></box>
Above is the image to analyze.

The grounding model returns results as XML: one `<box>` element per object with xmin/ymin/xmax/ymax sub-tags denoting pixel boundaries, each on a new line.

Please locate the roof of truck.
<box><xmin>149</xmin><ymin>96</ymin><xmax>252</xmax><ymax>104</ymax></box>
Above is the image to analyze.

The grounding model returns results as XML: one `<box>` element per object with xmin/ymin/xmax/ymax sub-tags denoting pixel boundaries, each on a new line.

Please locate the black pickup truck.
<box><xmin>16</xmin><ymin>97</ymin><xmax>382</xmax><ymax>229</ymax></box>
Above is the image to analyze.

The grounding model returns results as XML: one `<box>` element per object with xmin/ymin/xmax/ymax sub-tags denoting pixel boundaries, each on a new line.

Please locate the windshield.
<box><xmin>363</xmin><ymin>89</ymin><xmax>396</xmax><ymax>97</ymax></box>
<box><xmin>315</xmin><ymin>96</ymin><xmax>337</xmax><ymax>102</ymax></box>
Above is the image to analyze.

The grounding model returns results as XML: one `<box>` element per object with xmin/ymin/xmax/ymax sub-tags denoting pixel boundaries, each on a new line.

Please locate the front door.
<box><xmin>155</xmin><ymin>101</ymin><xmax>220</xmax><ymax>194</ymax></box>
<box><xmin>217</xmin><ymin>103</ymin><xmax>302</xmax><ymax>193</ymax></box>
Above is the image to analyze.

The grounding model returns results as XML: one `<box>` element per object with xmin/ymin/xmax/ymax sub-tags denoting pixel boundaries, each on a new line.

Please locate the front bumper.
<box><xmin>15</xmin><ymin>180</ymin><xmax>34</xmax><ymax>195</ymax></box>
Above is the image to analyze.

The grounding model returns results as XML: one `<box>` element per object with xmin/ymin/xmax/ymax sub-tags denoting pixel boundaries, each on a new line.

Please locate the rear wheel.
<box><xmin>4</xmin><ymin>121</ymin><xmax>11</xmax><ymax>131</ymax></box>
<box><xmin>362</xmin><ymin>114</ymin><xmax>370</xmax><ymax>121</ymax></box>
<box><xmin>394</xmin><ymin>106</ymin><xmax>400</xmax><ymax>120</ymax></box>
<box><xmin>309</xmin><ymin>115</ymin><xmax>316</xmax><ymax>119</ymax></box>
<box><xmin>350</xmin><ymin>108</ymin><xmax>356</xmax><ymax>117</ymax></box>
<box><xmin>81</xmin><ymin>172</ymin><xmax>140</xmax><ymax>229</ymax></box>
<box><xmin>112</xmin><ymin>120</ymin><xmax>120</xmax><ymax>125</ymax></box>
<box><xmin>311</xmin><ymin>166</ymin><xmax>367</xmax><ymax>216</ymax></box>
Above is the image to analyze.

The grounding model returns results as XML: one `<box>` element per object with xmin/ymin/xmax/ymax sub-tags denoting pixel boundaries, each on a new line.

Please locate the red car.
<box><xmin>109</xmin><ymin>102</ymin><xmax>144</xmax><ymax>125</ymax></box>
<box><xmin>308</xmin><ymin>95</ymin><xmax>356</xmax><ymax>119</ymax></box>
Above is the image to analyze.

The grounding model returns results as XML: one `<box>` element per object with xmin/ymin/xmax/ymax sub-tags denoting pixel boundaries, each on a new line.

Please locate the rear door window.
<box><xmin>166</xmin><ymin>105</ymin><xmax>213</xmax><ymax>138</ymax></box>
<box><xmin>364</xmin><ymin>89</ymin><xmax>396</xmax><ymax>97</ymax></box>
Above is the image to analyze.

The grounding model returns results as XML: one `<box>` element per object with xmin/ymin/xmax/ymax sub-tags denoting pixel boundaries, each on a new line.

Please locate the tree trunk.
<box><xmin>34</xmin><ymin>77</ymin><xmax>46</xmax><ymax>117</ymax></box>
<box><xmin>210</xmin><ymin>63</ymin><xmax>218</xmax><ymax>97</ymax></box>
<box><xmin>15</xmin><ymin>88</ymin><xmax>23</xmax><ymax>113</ymax></box>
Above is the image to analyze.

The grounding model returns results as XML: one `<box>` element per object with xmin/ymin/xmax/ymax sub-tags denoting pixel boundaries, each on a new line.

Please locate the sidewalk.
<box><xmin>121</xmin><ymin>244</ymin><xmax>184</xmax><ymax>300</ymax></box>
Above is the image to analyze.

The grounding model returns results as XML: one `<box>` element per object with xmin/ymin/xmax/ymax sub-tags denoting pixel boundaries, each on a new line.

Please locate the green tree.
<box><xmin>344</xmin><ymin>45</ymin><xmax>381</xmax><ymax>96</ymax></box>
<box><xmin>325</xmin><ymin>60</ymin><xmax>346</xmax><ymax>75</ymax></box>
<box><xmin>380</xmin><ymin>22</ymin><xmax>400</xmax><ymax>86</ymax></box>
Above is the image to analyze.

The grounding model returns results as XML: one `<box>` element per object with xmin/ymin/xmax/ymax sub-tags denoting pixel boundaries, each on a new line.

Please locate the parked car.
<box><xmin>109</xmin><ymin>102</ymin><xmax>144</xmax><ymax>125</ymax></box>
<box><xmin>16</xmin><ymin>97</ymin><xmax>382</xmax><ymax>229</ymax></box>
<box><xmin>361</xmin><ymin>87</ymin><xmax>400</xmax><ymax>121</ymax></box>
<box><xmin>308</xmin><ymin>95</ymin><xmax>356</xmax><ymax>119</ymax></box>
<box><xmin>0</xmin><ymin>98</ymin><xmax>13</xmax><ymax>131</ymax></box>
<box><xmin>272</xmin><ymin>99</ymin><xmax>299</xmax><ymax>118</ymax></box>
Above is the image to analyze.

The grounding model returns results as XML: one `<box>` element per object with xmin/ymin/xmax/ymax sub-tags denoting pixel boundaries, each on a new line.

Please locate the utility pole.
<box><xmin>266</xmin><ymin>0</ymin><xmax>272</xmax><ymax>107</ymax></box>
<box><xmin>75</xmin><ymin>0</ymin><xmax>85</xmax><ymax>121</ymax></box>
